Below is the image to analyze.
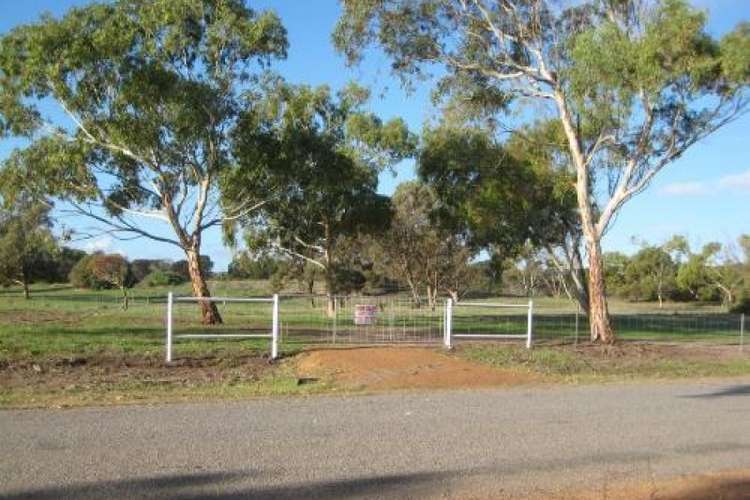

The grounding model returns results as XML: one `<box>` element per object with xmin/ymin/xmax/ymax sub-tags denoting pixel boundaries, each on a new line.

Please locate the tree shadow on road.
<box><xmin>682</xmin><ymin>385</ymin><xmax>750</xmax><ymax>398</ymax></box>
<box><xmin>5</xmin><ymin>444</ymin><xmax>750</xmax><ymax>499</ymax></box>
<box><xmin>659</xmin><ymin>477</ymin><xmax>750</xmax><ymax>500</ymax></box>
<box><xmin>1</xmin><ymin>469</ymin><xmax>449</xmax><ymax>500</ymax></box>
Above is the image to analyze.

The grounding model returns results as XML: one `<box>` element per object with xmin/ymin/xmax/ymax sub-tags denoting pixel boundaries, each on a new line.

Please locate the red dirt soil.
<box><xmin>538</xmin><ymin>469</ymin><xmax>750</xmax><ymax>500</ymax></box>
<box><xmin>295</xmin><ymin>346</ymin><xmax>538</xmax><ymax>391</ymax></box>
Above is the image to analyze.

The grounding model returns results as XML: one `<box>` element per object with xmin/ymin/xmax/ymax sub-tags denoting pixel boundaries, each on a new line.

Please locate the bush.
<box><xmin>130</xmin><ymin>258</ymin><xmax>171</xmax><ymax>283</ymax></box>
<box><xmin>729</xmin><ymin>290</ymin><xmax>750</xmax><ymax>314</ymax></box>
<box><xmin>228</xmin><ymin>253</ymin><xmax>281</xmax><ymax>279</ymax></box>
<box><xmin>140</xmin><ymin>270</ymin><xmax>186</xmax><ymax>287</ymax></box>
<box><xmin>69</xmin><ymin>253</ymin><xmax>135</xmax><ymax>290</ymax></box>
<box><xmin>68</xmin><ymin>255</ymin><xmax>107</xmax><ymax>289</ymax></box>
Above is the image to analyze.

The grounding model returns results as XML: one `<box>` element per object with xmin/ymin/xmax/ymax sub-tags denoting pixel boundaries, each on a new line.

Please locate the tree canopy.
<box><xmin>235</xmin><ymin>82</ymin><xmax>415</xmax><ymax>314</ymax></box>
<box><xmin>0</xmin><ymin>0</ymin><xmax>289</xmax><ymax>323</ymax></box>
<box><xmin>334</xmin><ymin>0</ymin><xmax>750</xmax><ymax>342</ymax></box>
<box><xmin>0</xmin><ymin>198</ymin><xmax>58</xmax><ymax>298</ymax></box>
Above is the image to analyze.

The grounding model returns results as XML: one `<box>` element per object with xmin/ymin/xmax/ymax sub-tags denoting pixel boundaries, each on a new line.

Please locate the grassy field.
<box><xmin>458</xmin><ymin>343</ymin><xmax>750</xmax><ymax>382</ymax></box>
<box><xmin>1</xmin><ymin>282</ymin><xmax>748</xmax><ymax>408</ymax></box>
<box><xmin>0</xmin><ymin>282</ymin><xmax>741</xmax><ymax>361</ymax></box>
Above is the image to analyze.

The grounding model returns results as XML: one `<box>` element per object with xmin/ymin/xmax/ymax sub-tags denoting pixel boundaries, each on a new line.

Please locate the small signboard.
<box><xmin>354</xmin><ymin>304</ymin><xmax>378</xmax><ymax>325</ymax></box>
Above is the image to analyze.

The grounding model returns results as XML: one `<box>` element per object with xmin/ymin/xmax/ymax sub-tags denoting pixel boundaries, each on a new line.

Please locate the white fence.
<box><xmin>443</xmin><ymin>299</ymin><xmax>533</xmax><ymax>349</ymax></box>
<box><xmin>165</xmin><ymin>292</ymin><xmax>279</xmax><ymax>362</ymax></box>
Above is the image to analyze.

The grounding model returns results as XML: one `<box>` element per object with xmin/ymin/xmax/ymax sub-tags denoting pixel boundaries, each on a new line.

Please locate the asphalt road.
<box><xmin>2</xmin><ymin>379</ymin><xmax>750</xmax><ymax>499</ymax></box>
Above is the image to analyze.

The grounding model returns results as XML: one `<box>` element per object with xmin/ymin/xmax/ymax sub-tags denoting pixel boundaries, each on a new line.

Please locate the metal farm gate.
<box><xmin>277</xmin><ymin>295</ymin><xmax>533</xmax><ymax>347</ymax></box>
<box><xmin>278</xmin><ymin>295</ymin><xmax>446</xmax><ymax>345</ymax></box>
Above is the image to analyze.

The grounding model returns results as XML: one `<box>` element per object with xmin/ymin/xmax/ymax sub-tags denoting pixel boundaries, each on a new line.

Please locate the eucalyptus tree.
<box><xmin>419</xmin><ymin>124</ymin><xmax>578</xmax><ymax>303</ymax></box>
<box><xmin>335</xmin><ymin>0</ymin><xmax>750</xmax><ymax>342</ymax></box>
<box><xmin>0</xmin><ymin>0</ymin><xmax>288</xmax><ymax>324</ymax></box>
<box><xmin>676</xmin><ymin>240</ymin><xmax>744</xmax><ymax>308</ymax></box>
<box><xmin>622</xmin><ymin>245</ymin><xmax>677</xmax><ymax>307</ymax></box>
<box><xmin>235</xmin><ymin>83</ymin><xmax>414</xmax><ymax>316</ymax></box>
<box><xmin>371</xmin><ymin>181</ymin><xmax>479</xmax><ymax>307</ymax></box>
<box><xmin>0</xmin><ymin>198</ymin><xmax>58</xmax><ymax>299</ymax></box>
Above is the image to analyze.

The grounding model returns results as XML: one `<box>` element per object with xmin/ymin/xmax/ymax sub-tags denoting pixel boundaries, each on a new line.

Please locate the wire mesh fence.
<box><xmin>536</xmin><ymin>311</ymin><xmax>745</xmax><ymax>345</ymax></box>
<box><xmin>3</xmin><ymin>288</ymin><xmax>746</xmax><ymax>350</ymax></box>
<box><xmin>279</xmin><ymin>296</ymin><xmax>746</xmax><ymax>349</ymax></box>
<box><xmin>279</xmin><ymin>295</ymin><xmax>444</xmax><ymax>345</ymax></box>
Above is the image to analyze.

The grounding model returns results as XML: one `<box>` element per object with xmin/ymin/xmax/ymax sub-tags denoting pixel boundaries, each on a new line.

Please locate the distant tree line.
<box><xmin>500</xmin><ymin>235</ymin><xmax>750</xmax><ymax>313</ymax></box>
<box><xmin>0</xmin><ymin>205</ymin><xmax>215</xmax><ymax>307</ymax></box>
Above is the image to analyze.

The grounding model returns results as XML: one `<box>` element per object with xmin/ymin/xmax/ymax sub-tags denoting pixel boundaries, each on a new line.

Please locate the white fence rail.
<box><xmin>165</xmin><ymin>292</ymin><xmax>279</xmax><ymax>362</ymax></box>
<box><xmin>443</xmin><ymin>299</ymin><xmax>533</xmax><ymax>349</ymax></box>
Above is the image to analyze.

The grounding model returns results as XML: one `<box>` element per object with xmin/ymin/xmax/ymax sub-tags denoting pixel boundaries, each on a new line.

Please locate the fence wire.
<box><xmin>4</xmin><ymin>289</ymin><xmax>746</xmax><ymax>349</ymax></box>
<box><xmin>280</xmin><ymin>295</ymin><xmax>444</xmax><ymax>345</ymax></box>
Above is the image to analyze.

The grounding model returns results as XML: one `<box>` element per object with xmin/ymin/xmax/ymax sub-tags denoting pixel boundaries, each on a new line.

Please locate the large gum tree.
<box><xmin>0</xmin><ymin>0</ymin><xmax>288</xmax><ymax>324</ymax></box>
<box><xmin>334</xmin><ymin>0</ymin><xmax>750</xmax><ymax>342</ymax></box>
<box><xmin>233</xmin><ymin>82</ymin><xmax>414</xmax><ymax>316</ymax></box>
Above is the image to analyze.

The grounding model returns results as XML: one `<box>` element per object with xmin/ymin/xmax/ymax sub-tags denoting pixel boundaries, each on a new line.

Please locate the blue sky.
<box><xmin>1</xmin><ymin>0</ymin><xmax>749</xmax><ymax>269</ymax></box>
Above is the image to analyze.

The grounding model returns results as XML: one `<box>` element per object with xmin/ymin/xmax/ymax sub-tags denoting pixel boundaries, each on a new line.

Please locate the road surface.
<box><xmin>2</xmin><ymin>379</ymin><xmax>750</xmax><ymax>499</ymax></box>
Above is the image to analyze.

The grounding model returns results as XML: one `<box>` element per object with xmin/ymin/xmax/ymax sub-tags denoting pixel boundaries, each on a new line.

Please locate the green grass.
<box><xmin>1</xmin><ymin>282</ymin><xmax>747</xmax><ymax>408</ymax></box>
<box><xmin>460</xmin><ymin>344</ymin><xmax>750</xmax><ymax>382</ymax></box>
<box><xmin>0</xmin><ymin>362</ymin><xmax>333</xmax><ymax>409</ymax></box>
<box><xmin>0</xmin><ymin>281</ymin><xmax>281</xmax><ymax>360</ymax></box>
<box><xmin>0</xmin><ymin>282</ymin><xmax>743</xmax><ymax>362</ymax></box>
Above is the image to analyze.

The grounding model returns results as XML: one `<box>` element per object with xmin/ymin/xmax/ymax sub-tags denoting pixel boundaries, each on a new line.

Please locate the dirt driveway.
<box><xmin>295</xmin><ymin>346</ymin><xmax>538</xmax><ymax>390</ymax></box>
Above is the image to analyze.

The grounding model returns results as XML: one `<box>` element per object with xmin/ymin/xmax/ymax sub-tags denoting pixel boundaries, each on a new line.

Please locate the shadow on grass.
<box><xmin>0</xmin><ymin>285</ymin><xmax>74</xmax><ymax>296</ymax></box>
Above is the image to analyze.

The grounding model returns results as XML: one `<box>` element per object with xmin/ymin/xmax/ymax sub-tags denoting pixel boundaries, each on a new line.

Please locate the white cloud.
<box><xmin>661</xmin><ymin>181</ymin><xmax>710</xmax><ymax>196</ymax></box>
<box><xmin>81</xmin><ymin>236</ymin><xmax>128</xmax><ymax>257</ymax></box>
<box><xmin>717</xmin><ymin>170</ymin><xmax>750</xmax><ymax>191</ymax></box>
<box><xmin>83</xmin><ymin>236</ymin><xmax>113</xmax><ymax>252</ymax></box>
<box><xmin>661</xmin><ymin>169</ymin><xmax>750</xmax><ymax>197</ymax></box>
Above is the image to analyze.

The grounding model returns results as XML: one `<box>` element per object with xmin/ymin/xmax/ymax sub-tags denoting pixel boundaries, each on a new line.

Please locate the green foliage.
<box><xmin>729</xmin><ymin>290</ymin><xmax>750</xmax><ymax>314</ymax></box>
<box><xmin>0</xmin><ymin>1</ymin><xmax>289</xmax><ymax>319</ymax></box>
<box><xmin>234</xmin><ymin>82</ymin><xmax>415</xmax><ymax>298</ymax></box>
<box><xmin>140</xmin><ymin>270</ymin><xmax>186</xmax><ymax>288</ymax></box>
<box><xmin>0</xmin><ymin>198</ymin><xmax>59</xmax><ymax>296</ymax></box>
<box><xmin>130</xmin><ymin>259</ymin><xmax>171</xmax><ymax>283</ymax></box>
<box><xmin>269</xmin><ymin>268</ymin><xmax>287</xmax><ymax>293</ymax></box>
<box><xmin>604</xmin><ymin>252</ymin><xmax>630</xmax><ymax>295</ymax></box>
<box><xmin>227</xmin><ymin>253</ymin><xmax>280</xmax><ymax>280</ymax></box>
<box><xmin>334</xmin><ymin>0</ymin><xmax>749</xmax><ymax>340</ymax></box>
<box><xmin>621</xmin><ymin>247</ymin><xmax>677</xmax><ymax>303</ymax></box>
<box><xmin>68</xmin><ymin>253</ymin><xmax>134</xmax><ymax>291</ymax></box>
<box><xmin>368</xmin><ymin>180</ymin><xmax>484</xmax><ymax>304</ymax></box>
<box><xmin>50</xmin><ymin>248</ymin><xmax>88</xmax><ymax>283</ymax></box>
<box><xmin>69</xmin><ymin>255</ymin><xmax>105</xmax><ymax>290</ymax></box>
<box><xmin>0</xmin><ymin>0</ymin><xmax>288</xmax><ymax>201</ymax></box>
<box><xmin>419</xmin><ymin>123</ymin><xmax>576</xmax><ymax>260</ymax></box>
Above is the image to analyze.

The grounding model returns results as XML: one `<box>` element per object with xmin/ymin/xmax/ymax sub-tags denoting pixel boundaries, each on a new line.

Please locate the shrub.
<box><xmin>729</xmin><ymin>290</ymin><xmax>750</xmax><ymax>314</ymax></box>
<box><xmin>68</xmin><ymin>255</ymin><xmax>106</xmax><ymax>289</ymax></box>
<box><xmin>140</xmin><ymin>270</ymin><xmax>186</xmax><ymax>287</ymax></box>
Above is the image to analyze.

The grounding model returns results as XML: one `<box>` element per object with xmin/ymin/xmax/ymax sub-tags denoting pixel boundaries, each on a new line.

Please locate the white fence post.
<box><xmin>271</xmin><ymin>294</ymin><xmax>280</xmax><ymax>359</ymax></box>
<box><xmin>526</xmin><ymin>300</ymin><xmax>534</xmax><ymax>349</ymax></box>
<box><xmin>166</xmin><ymin>291</ymin><xmax>173</xmax><ymax>363</ymax></box>
<box><xmin>444</xmin><ymin>298</ymin><xmax>453</xmax><ymax>349</ymax></box>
